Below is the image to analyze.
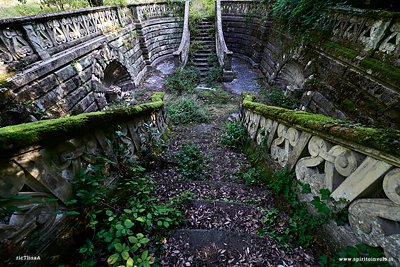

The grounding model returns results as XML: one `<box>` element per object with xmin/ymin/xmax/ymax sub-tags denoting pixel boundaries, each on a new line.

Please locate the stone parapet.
<box><xmin>241</xmin><ymin>92</ymin><xmax>400</xmax><ymax>266</ymax></box>
<box><xmin>0</xmin><ymin>2</ymin><xmax>183</xmax><ymax>127</ymax></box>
<box><xmin>215</xmin><ymin>0</ymin><xmax>234</xmax><ymax>81</ymax></box>
<box><xmin>173</xmin><ymin>1</ymin><xmax>190</xmax><ymax>68</ymax></box>
<box><xmin>0</xmin><ymin>92</ymin><xmax>169</xmax><ymax>266</ymax></box>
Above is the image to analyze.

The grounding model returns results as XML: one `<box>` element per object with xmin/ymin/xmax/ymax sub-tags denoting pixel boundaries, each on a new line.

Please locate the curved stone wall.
<box><xmin>241</xmin><ymin>92</ymin><xmax>400</xmax><ymax>266</ymax></box>
<box><xmin>0</xmin><ymin>93</ymin><xmax>169</xmax><ymax>266</ymax></box>
<box><xmin>0</xmin><ymin>2</ymin><xmax>183</xmax><ymax>127</ymax></box>
<box><xmin>220</xmin><ymin>0</ymin><xmax>270</xmax><ymax>67</ymax></box>
<box><xmin>221</xmin><ymin>2</ymin><xmax>400</xmax><ymax>129</ymax></box>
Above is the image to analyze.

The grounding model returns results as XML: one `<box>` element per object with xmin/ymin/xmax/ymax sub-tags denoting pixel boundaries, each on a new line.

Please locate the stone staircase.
<box><xmin>147</xmin><ymin>122</ymin><xmax>318</xmax><ymax>266</ymax></box>
<box><xmin>192</xmin><ymin>19</ymin><xmax>215</xmax><ymax>79</ymax></box>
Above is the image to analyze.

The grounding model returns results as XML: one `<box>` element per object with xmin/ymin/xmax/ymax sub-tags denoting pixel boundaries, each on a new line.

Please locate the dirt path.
<box><xmin>146</xmin><ymin>120</ymin><xmax>318</xmax><ymax>266</ymax></box>
<box><xmin>117</xmin><ymin>58</ymin><xmax>319</xmax><ymax>266</ymax></box>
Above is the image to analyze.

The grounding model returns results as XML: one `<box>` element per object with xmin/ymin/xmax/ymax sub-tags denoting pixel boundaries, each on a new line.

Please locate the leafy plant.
<box><xmin>165</xmin><ymin>96</ymin><xmax>209</xmax><ymax>125</ymax></box>
<box><xmin>164</xmin><ymin>66</ymin><xmax>200</xmax><ymax>94</ymax></box>
<box><xmin>265</xmin><ymin>0</ymin><xmax>342</xmax><ymax>45</ymax></box>
<box><xmin>235</xmin><ymin>167</ymin><xmax>263</xmax><ymax>186</ymax></box>
<box><xmin>258</xmin><ymin>85</ymin><xmax>301</xmax><ymax>109</ymax></box>
<box><xmin>221</xmin><ymin>121</ymin><xmax>248</xmax><ymax>150</ymax></box>
<box><xmin>175</xmin><ymin>144</ymin><xmax>210</xmax><ymax>181</ymax></box>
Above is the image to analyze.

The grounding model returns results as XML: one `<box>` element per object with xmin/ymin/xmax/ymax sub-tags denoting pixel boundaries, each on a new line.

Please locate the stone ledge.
<box><xmin>241</xmin><ymin>92</ymin><xmax>400</xmax><ymax>164</ymax></box>
<box><xmin>0</xmin><ymin>93</ymin><xmax>165</xmax><ymax>159</ymax></box>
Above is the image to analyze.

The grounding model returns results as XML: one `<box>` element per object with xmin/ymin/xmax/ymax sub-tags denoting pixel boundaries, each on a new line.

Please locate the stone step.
<box><xmin>194</xmin><ymin>52</ymin><xmax>212</xmax><ymax>57</ymax></box>
<box><xmin>154</xmin><ymin>181</ymin><xmax>273</xmax><ymax>208</ymax></box>
<box><xmin>194</xmin><ymin>57</ymin><xmax>209</xmax><ymax>62</ymax></box>
<box><xmin>160</xmin><ymin>229</ymin><xmax>315</xmax><ymax>266</ymax></box>
<box><xmin>194</xmin><ymin>62</ymin><xmax>211</xmax><ymax>68</ymax></box>
<box><xmin>181</xmin><ymin>199</ymin><xmax>266</xmax><ymax>235</ymax></box>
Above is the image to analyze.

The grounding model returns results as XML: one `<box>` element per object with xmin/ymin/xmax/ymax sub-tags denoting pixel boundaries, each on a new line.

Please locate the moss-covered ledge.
<box><xmin>241</xmin><ymin>92</ymin><xmax>400</xmax><ymax>163</ymax></box>
<box><xmin>0</xmin><ymin>93</ymin><xmax>165</xmax><ymax>159</ymax></box>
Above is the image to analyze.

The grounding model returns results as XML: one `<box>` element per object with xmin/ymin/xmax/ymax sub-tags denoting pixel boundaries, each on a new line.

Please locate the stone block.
<box><xmin>64</xmin><ymin>87</ymin><xmax>88</xmax><ymax>111</ymax></box>
<box><xmin>312</xmin><ymin>92</ymin><xmax>335</xmax><ymax>114</ymax></box>
<box><xmin>35</xmin><ymin>86</ymin><xmax>68</xmax><ymax>110</ymax></box>
<box><xmin>79</xmin><ymin>54</ymin><xmax>93</xmax><ymax>70</ymax></box>
<box><xmin>55</xmin><ymin>65</ymin><xmax>78</xmax><ymax>83</ymax></box>
<box><xmin>84</xmin><ymin>101</ymin><xmax>99</xmax><ymax>113</ymax></box>
<box><xmin>318</xmin><ymin>54</ymin><xmax>348</xmax><ymax>77</ymax></box>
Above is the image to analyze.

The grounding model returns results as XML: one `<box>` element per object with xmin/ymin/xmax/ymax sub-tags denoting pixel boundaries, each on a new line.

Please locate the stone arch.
<box><xmin>274</xmin><ymin>61</ymin><xmax>306</xmax><ymax>91</ymax></box>
<box><xmin>90</xmin><ymin>43</ymin><xmax>135</xmax><ymax>108</ymax></box>
<box><xmin>103</xmin><ymin>61</ymin><xmax>134</xmax><ymax>92</ymax></box>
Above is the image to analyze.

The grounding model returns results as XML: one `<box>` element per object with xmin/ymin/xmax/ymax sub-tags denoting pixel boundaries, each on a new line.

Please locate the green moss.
<box><xmin>241</xmin><ymin>92</ymin><xmax>256</xmax><ymax>102</ymax></box>
<box><xmin>244</xmin><ymin>142</ymin><xmax>274</xmax><ymax>184</ymax></box>
<box><xmin>322</xmin><ymin>41</ymin><xmax>358</xmax><ymax>61</ymax></box>
<box><xmin>0</xmin><ymin>72</ymin><xmax>14</xmax><ymax>88</ymax></box>
<box><xmin>343</xmin><ymin>99</ymin><xmax>355</xmax><ymax>112</ymax></box>
<box><xmin>359</xmin><ymin>57</ymin><xmax>400</xmax><ymax>85</ymax></box>
<box><xmin>241</xmin><ymin>92</ymin><xmax>400</xmax><ymax>157</ymax></box>
<box><xmin>0</xmin><ymin>93</ymin><xmax>166</xmax><ymax>158</ymax></box>
<box><xmin>150</xmin><ymin>92</ymin><xmax>165</xmax><ymax>102</ymax></box>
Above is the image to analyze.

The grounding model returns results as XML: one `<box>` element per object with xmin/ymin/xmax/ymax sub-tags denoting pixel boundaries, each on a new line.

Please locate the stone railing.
<box><xmin>215</xmin><ymin>0</ymin><xmax>234</xmax><ymax>82</ymax></box>
<box><xmin>0</xmin><ymin>1</ymin><xmax>179</xmax><ymax>68</ymax></box>
<box><xmin>241</xmin><ymin>92</ymin><xmax>400</xmax><ymax>266</ymax></box>
<box><xmin>220</xmin><ymin>0</ymin><xmax>269</xmax><ymax>17</ymax></box>
<box><xmin>326</xmin><ymin>7</ymin><xmax>400</xmax><ymax>60</ymax></box>
<box><xmin>173</xmin><ymin>1</ymin><xmax>190</xmax><ymax>68</ymax></box>
<box><xmin>0</xmin><ymin>93</ymin><xmax>169</xmax><ymax>265</ymax></box>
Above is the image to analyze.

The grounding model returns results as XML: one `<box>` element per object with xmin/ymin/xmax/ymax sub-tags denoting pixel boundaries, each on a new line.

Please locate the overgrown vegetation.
<box><xmin>0</xmin><ymin>0</ymin><xmax>127</xmax><ymax>19</ymax></box>
<box><xmin>204</xmin><ymin>52</ymin><xmax>223</xmax><ymax>88</ymax></box>
<box><xmin>220</xmin><ymin>121</ymin><xmax>248</xmax><ymax>150</ymax></box>
<box><xmin>174</xmin><ymin>144</ymin><xmax>210</xmax><ymax>181</ymax></box>
<box><xmin>264</xmin><ymin>0</ymin><xmax>344</xmax><ymax>44</ymax></box>
<box><xmin>70</xmin><ymin>125</ymin><xmax>190</xmax><ymax>267</ymax></box>
<box><xmin>256</xmin><ymin>82</ymin><xmax>302</xmax><ymax>109</ymax></box>
<box><xmin>164</xmin><ymin>66</ymin><xmax>201</xmax><ymax>94</ymax></box>
<box><xmin>165</xmin><ymin>96</ymin><xmax>209</xmax><ymax>125</ymax></box>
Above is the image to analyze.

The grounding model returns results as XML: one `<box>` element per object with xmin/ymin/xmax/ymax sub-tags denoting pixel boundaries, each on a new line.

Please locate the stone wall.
<box><xmin>221</xmin><ymin>1</ymin><xmax>400</xmax><ymax>129</ymax></box>
<box><xmin>0</xmin><ymin>92</ymin><xmax>169</xmax><ymax>266</ymax></box>
<box><xmin>0</xmin><ymin>2</ymin><xmax>183</xmax><ymax>127</ymax></box>
<box><xmin>241</xmin><ymin>92</ymin><xmax>400</xmax><ymax>266</ymax></box>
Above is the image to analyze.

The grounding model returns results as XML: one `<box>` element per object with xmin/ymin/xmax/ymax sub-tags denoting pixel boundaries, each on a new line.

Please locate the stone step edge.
<box><xmin>169</xmin><ymin>229</ymin><xmax>265</xmax><ymax>253</ymax></box>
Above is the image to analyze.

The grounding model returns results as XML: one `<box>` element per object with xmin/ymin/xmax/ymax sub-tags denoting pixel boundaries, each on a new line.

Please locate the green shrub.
<box><xmin>204</xmin><ymin>65</ymin><xmax>223</xmax><ymax>88</ymax></box>
<box><xmin>175</xmin><ymin>144</ymin><xmax>210</xmax><ymax>180</ymax></box>
<box><xmin>165</xmin><ymin>96</ymin><xmax>209</xmax><ymax>125</ymax></box>
<box><xmin>164</xmin><ymin>66</ymin><xmax>201</xmax><ymax>94</ymax></box>
<box><xmin>267</xmin><ymin>0</ymin><xmax>342</xmax><ymax>43</ymax></box>
<box><xmin>258</xmin><ymin>86</ymin><xmax>301</xmax><ymax>109</ymax></box>
<box><xmin>221</xmin><ymin>121</ymin><xmax>247</xmax><ymax>150</ymax></box>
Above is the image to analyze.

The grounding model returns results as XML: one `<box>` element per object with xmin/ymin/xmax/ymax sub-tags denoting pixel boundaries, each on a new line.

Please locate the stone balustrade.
<box><xmin>220</xmin><ymin>0</ymin><xmax>400</xmax><ymax>130</ymax></box>
<box><xmin>0</xmin><ymin>92</ymin><xmax>169</xmax><ymax>266</ymax></box>
<box><xmin>215</xmin><ymin>0</ymin><xmax>234</xmax><ymax>82</ymax></box>
<box><xmin>173</xmin><ymin>1</ymin><xmax>190</xmax><ymax>68</ymax></box>
<box><xmin>0</xmin><ymin>2</ymin><xmax>179</xmax><ymax>65</ymax></box>
<box><xmin>0</xmin><ymin>2</ymin><xmax>183</xmax><ymax>127</ymax></box>
<box><xmin>241</xmin><ymin>92</ymin><xmax>400</xmax><ymax>266</ymax></box>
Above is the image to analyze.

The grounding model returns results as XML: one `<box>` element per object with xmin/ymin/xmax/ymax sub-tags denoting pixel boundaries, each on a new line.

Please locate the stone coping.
<box><xmin>0</xmin><ymin>92</ymin><xmax>165</xmax><ymax>159</ymax></box>
<box><xmin>0</xmin><ymin>1</ymin><xmax>171</xmax><ymax>25</ymax></box>
<box><xmin>241</xmin><ymin>92</ymin><xmax>400</xmax><ymax>164</ymax></box>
